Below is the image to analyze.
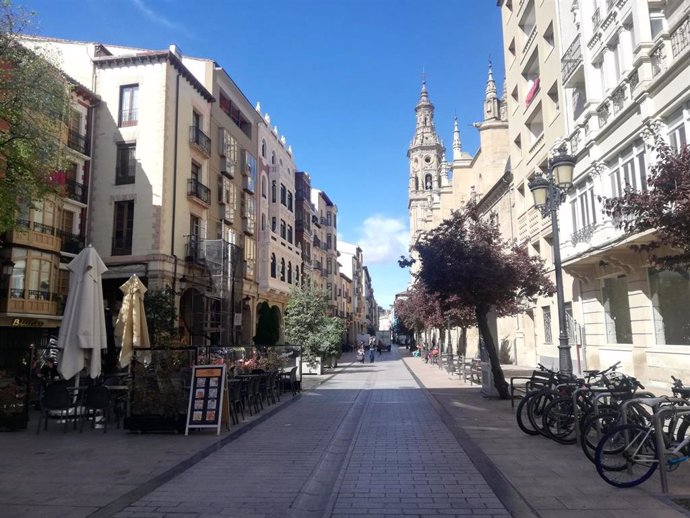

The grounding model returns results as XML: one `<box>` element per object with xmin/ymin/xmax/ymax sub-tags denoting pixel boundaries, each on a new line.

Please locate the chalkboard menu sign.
<box><xmin>185</xmin><ymin>365</ymin><xmax>227</xmax><ymax>435</ymax></box>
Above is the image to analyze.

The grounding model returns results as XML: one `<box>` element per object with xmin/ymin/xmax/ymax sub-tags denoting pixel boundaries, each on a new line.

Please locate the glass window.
<box><xmin>112</xmin><ymin>200</ymin><xmax>134</xmax><ymax>255</ymax></box>
<box><xmin>270</xmin><ymin>254</ymin><xmax>276</xmax><ymax>278</ymax></box>
<box><xmin>602</xmin><ymin>276</ymin><xmax>633</xmax><ymax>344</ymax></box>
<box><xmin>280</xmin><ymin>184</ymin><xmax>287</xmax><ymax>206</ymax></box>
<box><xmin>244</xmin><ymin>151</ymin><xmax>257</xmax><ymax>193</ymax></box>
<box><xmin>119</xmin><ymin>84</ymin><xmax>139</xmax><ymax>127</ymax></box>
<box><xmin>649</xmin><ymin>268</ymin><xmax>690</xmax><ymax>345</ymax></box>
<box><xmin>287</xmin><ymin>225</ymin><xmax>293</xmax><ymax>244</ymax></box>
<box><xmin>116</xmin><ymin>143</ymin><xmax>136</xmax><ymax>184</ymax></box>
<box><xmin>280</xmin><ymin>220</ymin><xmax>286</xmax><ymax>239</ymax></box>
<box><xmin>271</xmin><ymin>181</ymin><xmax>276</xmax><ymax>203</ymax></box>
<box><xmin>542</xmin><ymin>306</ymin><xmax>552</xmax><ymax>344</ymax></box>
<box><xmin>287</xmin><ymin>192</ymin><xmax>293</xmax><ymax>211</ymax></box>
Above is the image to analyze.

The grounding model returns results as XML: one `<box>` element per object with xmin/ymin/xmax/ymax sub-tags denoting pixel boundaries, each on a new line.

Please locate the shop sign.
<box><xmin>11</xmin><ymin>318</ymin><xmax>44</xmax><ymax>327</ymax></box>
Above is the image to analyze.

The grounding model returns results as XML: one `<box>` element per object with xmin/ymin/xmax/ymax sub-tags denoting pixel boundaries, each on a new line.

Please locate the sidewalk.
<box><xmin>402</xmin><ymin>348</ymin><xmax>690</xmax><ymax>518</ymax></box>
<box><xmin>0</xmin><ymin>366</ymin><xmax>337</xmax><ymax>518</ymax></box>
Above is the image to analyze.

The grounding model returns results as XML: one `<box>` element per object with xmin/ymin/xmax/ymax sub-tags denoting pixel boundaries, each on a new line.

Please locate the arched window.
<box><xmin>414</xmin><ymin>176</ymin><xmax>419</xmax><ymax>191</ymax></box>
<box><xmin>271</xmin><ymin>151</ymin><xmax>276</xmax><ymax>165</ymax></box>
<box><xmin>261</xmin><ymin>213</ymin><xmax>266</xmax><ymax>231</ymax></box>
<box><xmin>280</xmin><ymin>258</ymin><xmax>285</xmax><ymax>281</ymax></box>
<box><xmin>271</xmin><ymin>180</ymin><xmax>276</xmax><ymax>203</ymax></box>
<box><xmin>425</xmin><ymin>174</ymin><xmax>432</xmax><ymax>190</ymax></box>
<box><xmin>287</xmin><ymin>192</ymin><xmax>293</xmax><ymax>211</ymax></box>
<box><xmin>261</xmin><ymin>176</ymin><xmax>267</xmax><ymax>198</ymax></box>
<box><xmin>261</xmin><ymin>139</ymin><xmax>266</xmax><ymax>158</ymax></box>
<box><xmin>287</xmin><ymin>262</ymin><xmax>292</xmax><ymax>283</ymax></box>
<box><xmin>270</xmin><ymin>254</ymin><xmax>276</xmax><ymax>278</ymax></box>
<box><xmin>295</xmin><ymin>265</ymin><xmax>300</xmax><ymax>284</ymax></box>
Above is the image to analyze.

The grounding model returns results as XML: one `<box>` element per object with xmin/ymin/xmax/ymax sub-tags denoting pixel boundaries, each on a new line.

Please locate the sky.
<box><xmin>24</xmin><ymin>0</ymin><xmax>505</xmax><ymax>309</ymax></box>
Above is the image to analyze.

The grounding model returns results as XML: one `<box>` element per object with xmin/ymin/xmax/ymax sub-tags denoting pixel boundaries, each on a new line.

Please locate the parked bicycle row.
<box><xmin>513</xmin><ymin>362</ymin><xmax>690</xmax><ymax>489</ymax></box>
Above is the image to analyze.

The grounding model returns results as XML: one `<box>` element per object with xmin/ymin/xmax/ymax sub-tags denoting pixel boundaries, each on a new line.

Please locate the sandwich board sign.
<box><xmin>185</xmin><ymin>364</ymin><xmax>227</xmax><ymax>436</ymax></box>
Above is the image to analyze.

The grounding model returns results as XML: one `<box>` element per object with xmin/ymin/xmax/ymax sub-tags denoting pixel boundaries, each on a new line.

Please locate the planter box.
<box><xmin>124</xmin><ymin>413</ymin><xmax>186</xmax><ymax>433</ymax></box>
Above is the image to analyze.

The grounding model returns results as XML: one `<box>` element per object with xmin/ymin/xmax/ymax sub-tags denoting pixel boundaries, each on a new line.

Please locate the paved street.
<box><xmin>111</xmin><ymin>349</ymin><xmax>509</xmax><ymax>518</ymax></box>
<box><xmin>2</xmin><ymin>347</ymin><xmax>690</xmax><ymax>518</ymax></box>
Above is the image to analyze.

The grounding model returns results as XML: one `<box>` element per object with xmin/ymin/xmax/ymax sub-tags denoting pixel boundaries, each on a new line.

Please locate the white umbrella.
<box><xmin>115</xmin><ymin>274</ymin><xmax>151</xmax><ymax>368</ymax></box>
<box><xmin>57</xmin><ymin>245</ymin><xmax>108</xmax><ymax>380</ymax></box>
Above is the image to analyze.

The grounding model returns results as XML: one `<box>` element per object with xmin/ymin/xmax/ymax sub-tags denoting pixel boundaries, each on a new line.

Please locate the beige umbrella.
<box><xmin>57</xmin><ymin>245</ymin><xmax>108</xmax><ymax>380</ymax></box>
<box><xmin>115</xmin><ymin>274</ymin><xmax>151</xmax><ymax>367</ymax></box>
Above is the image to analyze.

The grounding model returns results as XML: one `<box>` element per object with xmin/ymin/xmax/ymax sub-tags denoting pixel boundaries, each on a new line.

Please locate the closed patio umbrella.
<box><xmin>115</xmin><ymin>274</ymin><xmax>151</xmax><ymax>368</ymax></box>
<box><xmin>57</xmin><ymin>245</ymin><xmax>108</xmax><ymax>380</ymax></box>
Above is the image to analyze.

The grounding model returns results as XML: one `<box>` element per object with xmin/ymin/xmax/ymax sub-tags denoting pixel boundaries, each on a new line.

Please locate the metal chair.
<box><xmin>81</xmin><ymin>385</ymin><xmax>111</xmax><ymax>433</ymax></box>
<box><xmin>36</xmin><ymin>382</ymin><xmax>72</xmax><ymax>434</ymax></box>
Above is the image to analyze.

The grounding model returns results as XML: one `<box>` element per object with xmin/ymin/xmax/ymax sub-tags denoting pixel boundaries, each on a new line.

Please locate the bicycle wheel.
<box><xmin>516</xmin><ymin>392</ymin><xmax>540</xmax><ymax>436</ymax></box>
<box><xmin>594</xmin><ymin>424</ymin><xmax>658</xmax><ymax>488</ymax></box>
<box><xmin>542</xmin><ymin>397</ymin><xmax>578</xmax><ymax>445</ymax></box>
<box><xmin>581</xmin><ymin>410</ymin><xmax>620</xmax><ymax>463</ymax></box>
<box><xmin>527</xmin><ymin>389</ymin><xmax>557</xmax><ymax>438</ymax></box>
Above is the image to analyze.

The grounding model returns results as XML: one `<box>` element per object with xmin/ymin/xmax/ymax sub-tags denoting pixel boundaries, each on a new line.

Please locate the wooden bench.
<box><xmin>509</xmin><ymin>368</ymin><xmax>555</xmax><ymax>408</ymax></box>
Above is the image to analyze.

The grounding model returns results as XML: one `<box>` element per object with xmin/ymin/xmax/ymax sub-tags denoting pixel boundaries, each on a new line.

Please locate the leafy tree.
<box><xmin>254</xmin><ymin>301</ymin><xmax>280</xmax><ymax>345</ymax></box>
<box><xmin>602</xmin><ymin>133</ymin><xmax>690</xmax><ymax>270</ymax></box>
<box><xmin>402</xmin><ymin>202</ymin><xmax>554</xmax><ymax>398</ymax></box>
<box><xmin>0</xmin><ymin>1</ymin><xmax>71</xmax><ymax>233</ymax></box>
<box><xmin>145</xmin><ymin>287</ymin><xmax>177</xmax><ymax>346</ymax></box>
<box><xmin>284</xmin><ymin>284</ymin><xmax>344</xmax><ymax>362</ymax></box>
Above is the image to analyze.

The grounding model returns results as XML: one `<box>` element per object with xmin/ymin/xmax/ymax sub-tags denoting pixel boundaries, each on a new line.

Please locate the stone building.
<box><xmin>556</xmin><ymin>0</ymin><xmax>690</xmax><ymax>388</ymax></box>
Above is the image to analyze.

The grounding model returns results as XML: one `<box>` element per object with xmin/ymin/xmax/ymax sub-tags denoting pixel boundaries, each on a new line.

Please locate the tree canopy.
<box><xmin>403</xmin><ymin>202</ymin><xmax>554</xmax><ymax>398</ymax></box>
<box><xmin>0</xmin><ymin>1</ymin><xmax>71</xmax><ymax>233</ymax></box>
<box><xmin>284</xmin><ymin>284</ymin><xmax>344</xmax><ymax>361</ymax></box>
<box><xmin>602</xmin><ymin>132</ymin><xmax>690</xmax><ymax>270</ymax></box>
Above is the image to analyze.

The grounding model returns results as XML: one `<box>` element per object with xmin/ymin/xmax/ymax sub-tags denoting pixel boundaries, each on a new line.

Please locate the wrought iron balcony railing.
<box><xmin>67</xmin><ymin>129</ymin><xmax>88</xmax><ymax>155</ymax></box>
<box><xmin>189</xmin><ymin>126</ymin><xmax>211</xmax><ymax>155</ymax></box>
<box><xmin>57</xmin><ymin>229</ymin><xmax>85</xmax><ymax>254</ymax></box>
<box><xmin>187</xmin><ymin>178</ymin><xmax>211</xmax><ymax>204</ymax></box>
<box><xmin>65</xmin><ymin>179</ymin><xmax>88</xmax><ymax>204</ymax></box>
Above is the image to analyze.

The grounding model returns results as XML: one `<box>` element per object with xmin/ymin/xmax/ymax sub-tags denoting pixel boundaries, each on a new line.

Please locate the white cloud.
<box><xmin>130</xmin><ymin>0</ymin><xmax>188</xmax><ymax>34</ymax></box>
<box><xmin>356</xmin><ymin>215</ymin><xmax>409</xmax><ymax>264</ymax></box>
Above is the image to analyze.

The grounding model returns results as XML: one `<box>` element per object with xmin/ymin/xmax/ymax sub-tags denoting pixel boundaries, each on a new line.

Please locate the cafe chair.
<box><xmin>280</xmin><ymin>366</ymin><xmax>299</xmax><ymax>396</ymax></box>
<box><xmin>81</xmin><ymin>385</ymin><xmax>111</xmax><ymax>433</ymax></box>
<box><xmin>36</xmin><ymin>381</ymin><xmax>72</xmax><ymax>434</ymax></box>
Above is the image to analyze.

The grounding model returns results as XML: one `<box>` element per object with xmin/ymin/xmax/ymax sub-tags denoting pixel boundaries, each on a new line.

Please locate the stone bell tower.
<box><xmin>407</xmin><ymin>81</ymin><xmax>445</xmax><ymax>248</ymax></box>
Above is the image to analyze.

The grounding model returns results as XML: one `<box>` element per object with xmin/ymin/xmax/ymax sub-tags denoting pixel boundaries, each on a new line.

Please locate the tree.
<box><xmin>284</xmin><ymin>284</ymin><xmax>344</xmax><ymax>362</ymax></box>
<box><xmin>402</xmin><ymin>202</ymin><xmax>554</xmax><ymax>399</ymax></box>
<box><xmin>254</xmin><ymin>301</ymin><xmax>280</xmax><ymax>345</ymax></box>
<box><xmin>145</xmin><ymin>287</ymin><xmax>177</xmax><ymax>346</ymax></box>
<box><xmin>602</xmin><ymin>132</ymin><xmax>690</xmax><ymax>270</ymax></box>
<box><xmin>0</xmin><ymin>1</ymin><xmax>71</xmax><ymax>233</ymax></box>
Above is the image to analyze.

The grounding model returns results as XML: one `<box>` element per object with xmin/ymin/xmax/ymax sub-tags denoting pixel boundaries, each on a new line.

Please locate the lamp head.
<box><xmin>528</xmin><ymin>174</ymin><xmax>550</xmax><ymax>209</ymax></box>
<box><xmin>549</xmin><ymin>151</ymin><xmax>576</xmax><ymax>190</ymax></box>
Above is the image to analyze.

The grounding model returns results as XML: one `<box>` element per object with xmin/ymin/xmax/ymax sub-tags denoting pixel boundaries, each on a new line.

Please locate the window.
<box><xmin>295</xmin><ymin>265</ymin><xmax>300</xmax><ymax>284</ymax></box>
<box><xmin>542</xmin><ymin>306</ymin><xmax>553</xmax><ymax>344</ymax></box>
<box><xmin>570</xmin><ymin>177</ymin><xmax>598</xmax><ymax>234</ymax></box>
<box><xmin>26</xmin><ymin>251</ymin><xmax>54</xmax><ymax>299</ymax></box>
<box><xmin>280</xmin><ymin>258</ymin><xmax>285</xmax><ymax>281</ymax></box>
<box><xmin>112</xmin><ymin>200</ymin><xmax>134</xmax><ymax>255</ymax></box>
<box><xmin>261</xmin><ymin>213</ymin><xmax>266</xmax><ymax>231</ymax></box>
<box><xmin>271</xmin><ymin>181</ymin><xmax>276</xmax><ymax>203</ymax></box>
<box><xmin>219</xmin><ymin>91</ymin><xmax>252</xmax><ymax>138</ymax></box>
<box><xmin>333</xmin><ymin>214</ymin><xmax>337</xmax><ymax>229</ymax></box>
<box><xmin>261</xmin><ymin>139</ymin><xmax>266</xmax><ymax>158</ymax></box>
<box><xmin>116</xmin><ymin>143</ymin><xmax>136</xmax><ymax>184</ymax></box>
<box><xmin>244</xmin><ymin>238</ymin><xmax>256</xmax><ymax>278</ymax></box>
<box><xmin>280</xmin><ymin>184</ymin><xmax>287</xmax><ymax>206</ymax></box>
<box><xmin>326</xmin><ymin>234</ymin><xmax>332</xmax><ymax>250</ymax></box>
<box><xmin>261</xmin><ymin>176</ymin><xmax>267</xmax><ymax>198</ymax></box>
<box><xmin>287</xmin><ymin>192</ymin><xmax>293</xmax><ymax>211</ymax></box>
<box><xmin>271</xmin><ymin>217</ymin><xmax>276</xmax><ymax>232</ymax></box>
<box><xmin>270</xmin><ymin>254</ymin><xmax>276</xmax><ymax>278</ymax></box>
<box><xmin>649</xmin><ymin>9</ymin><xmax>666</xmax><ymax>40</ymax></box>
<box><xmin>119</xmin><ymin>84</ymin><xmax>139</xmax><ymax>127</ymax></box>
<box><xmin>667</xmin><ymin>110</ymin><xmax>687</xmax><ymax>152</ymax></box>
<box><xmin>327</xmin><ymin>258</ymin><xmax>332</xmax><ymax>275</ymax></box>
<box><xmin>650</xmin><ymin>268</ymin><xmax>690</xmax><ymax>345</ymax></box>
<box><xmin>608</xmin><ymin>141</ymin><xmax>648</xmax><ymax>196</ymax></box>
<box><xmin>244</xmin><ymin>151</ymin><xmax>257</xmax><ymax>193</ymax></box>
<box><xmin>287</xmin><ymin>262</ymin><xmax>292</xmax><ymax>284</ymax></box>
<box><xmin>602</xmin><ymin>276</ymin><xmax>633</xmax><ymax>344</ymax></box>
<box><xmin>287</xmin><ymin>225</ymin><xmax>293</xmax><ymax>244</ymax></box>
<box><xmin>280</xmin><ymin>219</ymin><xmax>286</xmax><ymax>239</ymax></box>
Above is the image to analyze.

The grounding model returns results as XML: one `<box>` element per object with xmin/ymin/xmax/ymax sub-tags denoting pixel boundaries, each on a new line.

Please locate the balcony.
<box><xmin>185</xmin><ymin>235</ymin><xmax>205</xmax><ymax>264</ymax></box>
<box><xmin>219</xmin><ymin>203</ymin><xmax>233</xmax><ymax>224</ymax></box>
<box><xmin>243</xmin><ymin>219</ymin><xmax>255</xmax><ymax>235</ymax></box>
<box><xmin>2</xmin><ymin>288</ymin><xmax>58</xmax><ymax>315</ymax></box>
<box><xmin>65</xmin><ymin>179</ymin><xmax>88</xmax><ymax>204</ymax></box>
<box><xmin>57</xmin><ymin>230</ymin><xmax>85</xmax><ymax>254</ymax></box>
<box><xmin>187</xmin><ymin>178</ymin><xmax>210</xmax><ymax>205</ymax></box>
<box><xmin>8</xmin><ymin>220</ymin><xmax>60</xmax><ymax>253</ymax></box>
<box><xmin>671</xmin><ymin>16</ymin><xmax>690</xmax><ymax>58</ymax></box>
<box><xmin>189</xmin><ymin>126</ymin><xmax>211</xmax><ymax>156</ymax></box>
<box><xmin>522</xmin><ymin>26</ymin><xmax>538</xmax><ymax>57</ymax></box>
<box><xmin>592</xmin><ymin>8</ymin><xmax>601</xmax><ymax>29</ymax></box>
<box><xmin>571</xmin><ymin>224</ymin><xmax>597</xmax><ymax>246</ymax></box>
<box><xmin>561</xmin><ymin>36</ymin><xmax>583</xmax><ymax>85</ymax></box>
<box><xmin>67</xmin><ymin>129</ymin><xmax>88</xmax><ymax>155</ymax></box>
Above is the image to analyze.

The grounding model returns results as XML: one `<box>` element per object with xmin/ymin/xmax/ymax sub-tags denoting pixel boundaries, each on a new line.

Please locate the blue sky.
<box><xmin>25</xmin><ymin>0</ymin><xmax>505</xmax><ymax>309</ymax></box>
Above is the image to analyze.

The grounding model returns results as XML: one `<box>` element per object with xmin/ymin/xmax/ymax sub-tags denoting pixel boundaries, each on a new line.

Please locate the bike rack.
<box><xmin>652</xmin><ymin>402</ymin><xmax>690</xmax><ymax>493</ymax></box>
<box><xmin>571</xmin><ymin>386</ymin><xmax>637</xmax><ymax>447</ymax></box>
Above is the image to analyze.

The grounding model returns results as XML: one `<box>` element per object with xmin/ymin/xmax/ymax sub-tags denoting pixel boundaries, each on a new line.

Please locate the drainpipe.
<box><xmin>171</xmin><ymin>72</ymin><xmax>180</xmax><ymax>294</ymax></box>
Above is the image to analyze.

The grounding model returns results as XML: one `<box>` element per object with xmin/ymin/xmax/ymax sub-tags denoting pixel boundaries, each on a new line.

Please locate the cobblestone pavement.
<box><xmin>111</xmin><ymin>350</ymin><xmax>511</xmax><ymax>518</ymax></box>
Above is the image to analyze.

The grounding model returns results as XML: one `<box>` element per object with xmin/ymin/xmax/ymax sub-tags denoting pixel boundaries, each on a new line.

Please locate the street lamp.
<box><xmin>528</xmin><ymin>147</ymin><xmax>576</xmax><ymax>376</ymax></box>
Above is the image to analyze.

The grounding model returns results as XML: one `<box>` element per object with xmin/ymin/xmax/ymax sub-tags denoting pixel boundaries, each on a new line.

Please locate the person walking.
<box><xmin>357</xmin><ymin>344</ymin><xmax>365</xmax><ymax>364</ymax></box>
<box><xmin>369</xmin><ymin>346</ymin><xmax>375</xmax><ymax>363</ymax></box>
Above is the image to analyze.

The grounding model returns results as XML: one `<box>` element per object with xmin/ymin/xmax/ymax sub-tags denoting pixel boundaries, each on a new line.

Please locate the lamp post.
<box><xmin>528</xmin><ymin>148</ymin><xmax>576</xmax><ymax>376</ymax></box>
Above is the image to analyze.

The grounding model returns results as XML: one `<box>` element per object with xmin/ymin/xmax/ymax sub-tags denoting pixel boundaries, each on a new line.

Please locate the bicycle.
<box><xmin>594</xmin><ymin>397</ymin><xmax>690</xmax><ymax>488</ymax></box>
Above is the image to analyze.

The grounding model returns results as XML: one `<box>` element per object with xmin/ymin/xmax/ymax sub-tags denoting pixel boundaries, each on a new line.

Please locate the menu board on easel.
<box><xmin>185</xmin><ymin>365</ymin><xmax>226</xmax><ymax>436</ymax></box>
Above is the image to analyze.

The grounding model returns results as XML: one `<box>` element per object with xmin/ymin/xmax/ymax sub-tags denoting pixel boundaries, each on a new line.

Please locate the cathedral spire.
<box><xmin>452</xmin><ymin>115</ymin><xmax>462</xmax><ymax>160</ymax></box>
<box><xmin>484</xmin><ymin>61</ymin><xmax>500</xmax><ymax>121</ymax></box>
<box><xmin>485</xmin><ymin>61</ymin><xmax>497</xmax><ymax>101</ymax></box>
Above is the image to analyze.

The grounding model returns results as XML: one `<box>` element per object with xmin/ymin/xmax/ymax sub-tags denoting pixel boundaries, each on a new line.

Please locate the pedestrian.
<box><xmin>377</xmin><ymin>340</ymin><xmax>383</xmax><ymax>356</ymax></box>
<box><xmin>369</xmin><ymin>347</ymin><xmax>375</xmax><ymax>363</ymax></box>
<box><xmin>357</xmin><ymin>344</ymin><xmax>365</xmax><ymax>363</ymax></box>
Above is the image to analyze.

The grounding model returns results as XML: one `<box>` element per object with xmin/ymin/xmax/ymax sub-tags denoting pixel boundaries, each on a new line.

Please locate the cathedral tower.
<box><xmin>407</xmin><ymin>81</ymin><xmax>445</xmax><ymax>245</ymax></box>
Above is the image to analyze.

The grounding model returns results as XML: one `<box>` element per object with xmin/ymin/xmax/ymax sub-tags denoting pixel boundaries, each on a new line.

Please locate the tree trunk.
<box><xmin>475</xmin><ymin>307</ymin><xmax>510</xmax><ymax>399</ymax></box>
<box><xmin>457</xmin><ymin>327</ymin><xmax>467</xmax><ymax>357</ymax></box>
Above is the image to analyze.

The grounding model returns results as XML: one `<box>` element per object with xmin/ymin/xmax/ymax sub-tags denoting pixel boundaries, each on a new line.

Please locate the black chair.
<box><xmin>81</xmin><ymin>385</ymin><xmax>111</xmax><ymax>433</ymax></box>
<box><xmin>36</xmin><ymin>381</ymin><xmax>72</xmax><ymax>434</ymax></box>
<box><xmin>228</xmin><ymin>380</ymin><xmax>244</xmax><ymax>425</ymax></box>
<box><xmin>280</xmin><ymin>366</ymin><xmax>299</xmax><ymax>396</ymax></box>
